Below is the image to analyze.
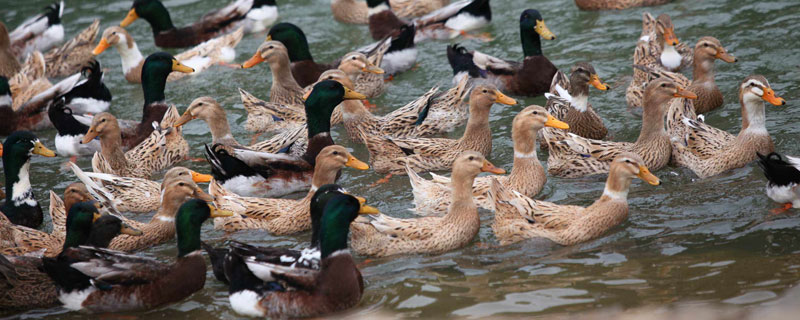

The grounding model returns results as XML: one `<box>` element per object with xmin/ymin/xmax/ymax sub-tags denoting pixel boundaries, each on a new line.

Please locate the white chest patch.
<box><xmin>12</xmin><ymin>161</ymin><xmax>37</xmax><ymax>207</ymax></box>
<box><xmin>368</xmin><ymin>3</ymin><xmax>390</xmax><ymax>16</ymax></box>
<box><xmin>59</xmin><ymin>287</ymin><xmax>96</xmax><ymax>311</ymax></box>
<box><xmin>571</xmin><ymin>94</ymin><xmax>589</xmax><ymax>112</ymax></box>
<box><xmin>229</xmin><ymin>290</ymin><xmax>265</xmax><ymax>317</ymax></box>
<box><xmin>116</xmin><ymin>42</ymin><xmax>144</xmax><ymax>75</ymax></box>
<box><xmin>0</xmin><ymin>94</ymin><xmax>11</xmax><ymax>106</ymax></box>
<box><xmin>382</xmin><ymin>48</ymin><xmax>417</xmax><ymax>75</ymax></box>
<box><xmin>660</xmin><ymin>45</ymin><xmax>682</xmax><ymax>70</ymax></box>
<box><xmin>445</xmin><ymin>14</ymin><xmax>488</xmax><ymax>31</ymax></box>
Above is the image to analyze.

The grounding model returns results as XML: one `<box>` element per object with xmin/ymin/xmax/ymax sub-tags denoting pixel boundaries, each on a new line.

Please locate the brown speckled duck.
<box><xmin>575</xmin><ymin>0</ymin><xmax>672</xmax><ymax>10</ymax></box>
<box><xmin>332</xmin><ymin>0</ymin><xmax>450</xmax><ymax>24</ymax></box>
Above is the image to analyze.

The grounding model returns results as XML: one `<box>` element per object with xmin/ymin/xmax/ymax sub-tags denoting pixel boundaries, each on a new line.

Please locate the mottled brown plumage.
<box><xmin>575</xmin><ymin>0</ymin><xmax>671</xmax><ymax>10</ymax></box>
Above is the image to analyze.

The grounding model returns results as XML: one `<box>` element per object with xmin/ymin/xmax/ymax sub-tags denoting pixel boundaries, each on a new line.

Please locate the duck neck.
<box><xmin>99</xmin><ymin>128</ymin><xmax>129</xmax><ymax>169</ymax></box>
<box><xmin>141</xmin><ymin>69</ymin><xmax>167</xmax><ymax>106</ymax></box>
<box><xmin>204</xmin><ymin>109</ymin><xmax>235</xmax><ymax>145</ymax></box>
<box><xmin>600</xmin><ymin>167</ymin><xmax>632</xmax><ymax>202</ymax></box>
<box><xmin>509</xmin><ymin>127</ymin><xmax>539</xmax><ymax>180</ymax></box>
<box><xmin>142</xmin><ymin>3</ymin><xmax>177</xmax><ymax>34</ymax></box>
<box><xmin>740</xmin><ymin>95</ymin><xmax>767</xmax><ymax>135</ymax></box>
<box><xmin>269</xmin><ymin>54</ymin><xmax>302</xmax><ymax>92</ymax></box>
<box><xmin>635</xmin><ymin>96</ymin><xmax>668</xmax><ymax>144</ymax></box>
<box><xmin>692</xmin><ymin>53</ymin><xmax>717</xmax><ymax>85</ymax></box>
<box><xmin>341</xmin><ymin>100</ymin><xmax>374</xmax><ymax>121</ymax></box>
<box><xmin>3</xmin><ymin>154</ymin><xmax>35</xmax><ymax>209</ymax></box>
<box><xmin>520</xmin><ymin>27</ymin><xmax>542</xmax><ymax>57</ymax></box>
<box><xmin>460</xmin><ymin>101</ymin><xmax>492</xmax><ymax>143</ymax></box>
<box><xmin>447</xmin><ymin>170</ymin><xmax>479</xmax><ymax>219</ymax></box>
<box><xmin>568</xmin><ymin>75</ymin><xmax>590</xmax><ymax>112</ymax></box>
<box><xmin>310</xmin><ymin>163</ymin><xmax>341</xmax><ymax>191</ymax></box>
<box><xmin>153</xmin><ymin>191</ymin><xmax>185</xmax><ymax>222</ymax></box>
<box><xmin>115</xmin><ymin>40</ymin><xmax>144</xmax><ymax>75</ymax></box>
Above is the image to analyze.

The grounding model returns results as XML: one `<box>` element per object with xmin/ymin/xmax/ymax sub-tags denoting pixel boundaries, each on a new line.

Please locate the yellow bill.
<box><xmin>33</xmin><ymin>141</ymin><xmax>56</xmax><ymax>157</ymax></box>
<box><xmin>535</xmin><ymin>20</ymin><xmax>556</xmax><ymax>40</ymax></box>
<box><xmin>545</xmin><ymin>114</ymin><xmax>569</xmax><ymax>130</ymax></box>
<box><xmin>208</xmin><ymin>204</ymin><xmax>234</xmax><ymax>218</ymax></box>
<box><xmin>172</xmin><ymin>59</ymin><xmax>194</xmax><ymax>73</ymax></box>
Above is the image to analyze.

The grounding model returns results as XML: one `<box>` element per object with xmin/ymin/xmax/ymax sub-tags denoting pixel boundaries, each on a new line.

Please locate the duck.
<box><xmin>335</xmin><ymin>51</ymin><xmax>386</xmax><ymax>99</ymax></box>
<box><xmin>58</xmin><ymin>59</ymin><xmax>113</xmax><ymax>115</ymax></box>
<box><xmin>211</xmin><ymin>145</ymin><xmax>370</xmax><ymax>234</ymax></box>
<box><xmin>119</xmin><ymin>0</ymin><xmax>256</xmax><ymax>48</ymax></box>
<box><xmin>671</xmin><ymin>75</ymin><xmax>785</xmax><ymax>178</ymax></box>
<box><xmin>331</xmin><ymin>0</ymin><xmax>450</xmax><ymax>24</ymax></box>
<box><xmin>218</xmin><ymin>192</ymin><xmax>369</xmax><ymax>318</ymax></box>
<box><xmin>489</xmin><ymin>153</ymin><xmax>660</xmax><ymax>246</ymax></box>
<box><xmin>367</xmin><ymin>0</ymin><xmax>492</xmax><ymax>42</ymax></box>
<box><xmin>49</xmin><ymin>98</ymin><xmax>103</xmax><ymax>160</ymax></box>
<box><xmin>241</xmin><ymin>40</ymin><xmax>307</xmax><ymax>108</ymax></box>
<box><xmin>43</xmin><ymin>19</ymin><xmax>100</xmax><ymax>78</ymax></box>
<box><xmin>350</xmin><ymin>152</ymin><xmax>504</xmax><ymax>256</ymax></box>
<box><xmin>574</xmin><ymin>0</ymin><xmax>672</xmax><ymax>10</ymax></box>
<box><xmin>630</xmin><ymin>36</ymin><xmax>736</xmax><ymax>113</ymax></box>
<box><xmin>757</xmin><ymin>152</ymin><xmax>800</xmax><ymax>215</ymax></box>
<box><xmin>234</xmin><ymin>0</ymin><xmax>280</xmax><ymax>34</ymax></box>
<box><xmin>0</xmin><ymin>202</ymin><xmax>141</xmax><ymax>310</ymax></box>
<box><xmin>359</xmin><ymin>84</ymin><xmax>516</xmax><ymax>177</ymax></box>
<box><xmin>407</xmin><ymin>105</ymin><xmax>568</xmax><ymax>216</ymax></box>
<box><xmin>542</xmin><ymin>62</ymin><xmax>610</xmax><ymax>145</ymax></box>
<box><xmin>0</xmin><ymin>131</ymin><xmax>56</xmax><ymax>228</ymax></box>
<box><xmin>544</xmin><ymin>78</ymin><xmax>695</xmax><ymax>178</ymax></box>
<box><xmin>446</xmin><ymin>9</ymin><xmax>556</xmax><ymax>97</ymax></box>
<box><xmin>205</xmin><ymin>80</ymin><xmax>366</xmax><ymax>198</ymax></box>
<box><xmin>0</xmin><ymin>22</ymin><xmax>21</xmax><ymax>78</ymax></box>
<box><xmin>92</xmin><ymin>26</ymin><xmax>243</xmax><ymax>84</ymax></box>
<box><xmin>635</xmin><ymin>13</ymin><xmax>693</xmax><ymax>73</ymax></box>
<box><xmin>8</xmin><ymin>1</ymin><xmax>64</xmax><ymax>58</ymax></box>
<box><xmin>48</xmin><ymin>182</ymin><xmax>102</xmax><ymax>239</ymax></box>
<box><xmin>42</xmin><ymin>199</ymin><xmax>231</xmax><ymax>313</ymax></box>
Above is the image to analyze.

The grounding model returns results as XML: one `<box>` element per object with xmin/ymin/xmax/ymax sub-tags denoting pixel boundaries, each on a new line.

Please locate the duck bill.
<box><xmin>174</xmin><ymin>112</ymin><xmax>194</xmax><ymax>128</ymax></box>
<box><xmin>120</xmin><ymin>222</ymin><xmax>144</xmax><ymax>236</ymax></box>
<box><xmin>0</xmin><ymin>145</ymin><xmax>3</xmax><ymax>156</ymax></box>
<box><xmin>535</xmin><ymin>20</ymin><xmax>556</xmax><ymax>40</ymax></box>
<box><xmin>345</xmin><ymin>155</ymin><xmax>370</xmax><ymax>170</ymax></box>
<box><xmin>494</xmin><ymin>90</ymin><xmax>517</xmax><ymax>105</ymax></box>
<box><xmin>194</xmin><ymin>188</ymin><xmax>215</xmax><ymax>202</ymax></box>
<box><xmin>208</xmin><ymin>204</ymin><xmax>234</xmax><ymax>218</ymax></box>
<box><xmin>33</xmin><ymin>141</ymin><xmax>56</xmax><ymax>157</ymax></box>
<box><xmin>302</xmin><ymin>90</ymin><xmax>311</xmax><ymax>101</ymax></box>
<box><xmin>481</xmin><ymin>160</ymin><xmax>506</xmax><ymax>174</ymax></box>
<box><xmin>354</xmin><ymin>196</ymin><xmax>366</xmax><ymax>205</ymax></box>
<box><xmin>363</xmin><ymin>63</ymin><xmax>385</xmax><ymax>74</ymax></box>
<box><xmin>81</xmin><ymin>127</ymin><xmax>99</xmax><ymax>144</ymax></box>
<box><xmin>715</xmin><ymin>51</ymin><xmax>736</xmax><ymax>63</ymax></box>
<box><xmin>674</xmin><ymin>87</ymin><xmax>697</xmax><ymax>100</ymax></box>
<box><xmin>359</xmin><ymin>204</ymin><xmax>380</xmax><ymax>215</ymax></box>
<box><xmin>663</xmin><ymin>28</ymin><xmax>679</xmax><ymax>46</ymax></box>
<box><xmin>120</xmin><ymin>9</ymin><xmax>138</xmax><ymax>27</ymax></box>
<box><xmin>92</xmin><ymin>39</ymin><xmax>110</xmax><ymax>55</ymax></box>
<box><xmin>343</xmin><ymin>87</ymin><xmax>367</xmax><ymax>100</ymax></box>
<box><xmin>761</xmin><ymin>87</ymin><xmax>786</xmax><ymax>106</ymax></box>
<box><xmin>266</xmin><ymin>35</ymin><xmax>272</xmax><ymax>41</ymax></box>
<box><xmin>545</xmin><ymin>115</ymin><xmax>569</xmax><ymax>130</ymax></box>
<box><xmin>241</xmin><ymin>52</ymin><xmax>265</xmax><ymax>69</ymax></box>
<box><xmin>190</xmin><ymin>171</ymin><xmax>212</xmax><ymax>183</ymax></box>
<box><xmin>589</xmin><ymin>74</ymin><xmax>609</xmax><ymax>91</ymax></box>
<box><xmin>637</xmin><ymin>165</ymin><xmax>661</xmax><ymax>186</ymax></box>
<box><xmin>172</xmin><ymin>59</ymin><xmax>194</xmax><ymax>73</ymax></box>
<box><xmin>92</xmin><ymin>211</ymin><xmax>102</xmax><ymax>222</ymax></box>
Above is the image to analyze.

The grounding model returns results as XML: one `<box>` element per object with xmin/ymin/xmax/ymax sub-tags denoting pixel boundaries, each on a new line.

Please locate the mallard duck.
<box><xmin>367</xmin><ymin>0</ymin><xmax>491</xmax><ymax>41</ymax></box>
<box><xmin>359</xmin><ymin>84</ymin><xmax>516</xmax><ymax>176</ymax></box>
<box><xmin>0</xmin><ymin>22</ymin><xmax>21</xmax><ymax>78</ymax></box>
<box><xmin>757</xmin><ymin>152</ymin><xmax>800</xmax><ymax>214</ymax></box>
<box><xmin>217</xmin><ymin>192</ymin><xmax>369</xmax><ymax>318</ymax></box>
<box><xmin>407</xmin><ymin>105</ymin><xmax>568</xmax><ymax>215</ymax></box>
<box><xmin>241</xmin><ymin>40</ymin><xmax>307</xmax><ymax>107</ymax></box>
<box><xmin>49</xmin><ymin>183</ymin><xmax>99</xmax><ymax>239</ymax></box>
<box><xmin>44</xmin><ymin>19</ymin><xmax>100</xmax><ymax>78</ymax></box>
<box><xmin>639</xmin><ymin>13</ymin><xmax>693</xmax><ymax>72</ymax></box>
<box><xmin>574</xmin><ymin>0</ymin><xmax>672</xmax><ymax>10</ymax></box>
<box><xmin>0</xmin><ymin>131</ymin><xmax>56</xmax><ymax>228</ymax></box>
<box><xmin>92</xmin><ymin>26</ymin><xmax>243</xmax><ymax>84</ymax></box>
<box><xmin>42</xmin><ymin>199</ymin><xmax>230</xmax><ymax>312</ymax></box>
<box><xmin>446</xmin><ymin>9</ymin><xmax>556</xmax><ymax>97</ymax></box>
<box><xmin>8</xmin><ymin>1</ymin><xmax>64</xmax><ymax>57</ymax></box>
<box><xmin>205</xmin><ymin>80</ymin><xmax>366</xmax><ymax>198</ymax></box>
<box><xmin>543</xmin><ymin>78</ymin><xmax>696</xmax><ymax>178</ymax></box>
<box><xmin>350</xmin><ymin>152</ymin><xmax>504</xmax><ymax>256</ymax></box>
<box><xmin>332</xmin><ymin>0</ymin><xmax>450</xmax><ymax>24</ymax></box>
<box><xmin>211</xmin><ymin>145</ymin><xmax>370</xmax><ymax>234</ymax></box>
<box><xmin>119</xmin><ymin>0</ymin><xmax>256</xmax><ymax>48</ymax></box>
<box><xmin>0</xmin><ymin>198</ymin><xmax>99</xmax><ymax>257</ymax></box>
<box><xmin>631</xmin><ymin>37</ymin><xmax>736</xmax><ymax>114</ymax></box>
<box><xmin>0</xmin><ymin>202</ymin><xmax>141</xmax><ymax>310</ymax></box>
<box><xmin>489</xmin><ymin>153</ymin><xmax>660</xmax><ymax>245</ymax></box>
<box><xmin>235</xmin><ymin>0</ymin><xmax>279</xmax><ymax>33</ymax></box>
<box><xmin>542</xmin><ymin>62</ymin><xmax>610</xmax><ymax>143</ymax></box>
<box><xmin>58</xmin><ymin>59</ymin><xmax>113</xmax><ymax>115</ymax></box>
<box><xmin>671</xmin><ymin>75</ymin><xmax>785</xmax><ymax>178</ymax></box>
<box><xmin>335</xmin><ymin>51</ymin><xmax>386</xmax><ymax>98</ymax></box>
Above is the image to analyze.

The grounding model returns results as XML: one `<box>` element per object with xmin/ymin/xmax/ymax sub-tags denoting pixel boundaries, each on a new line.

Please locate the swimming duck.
<box><xmin>119</xmin><ymin>0</ymin><xmax>255</xmax><ymax>48</ymax></box>
<box><xmin>671</xmin><ymin>75</ymin><xmax>785</xmax><ymax>178</ymax></box>
<box><xmin>542</xmin><ymin>62</ymin><xmax>610</xmax><ymax>144</ymax></box>
<box><xmin>367</xmin><ymin>0</ymin><xmax>491</xmax><ymax>42</ymax></box>
<box><xmin>43</xmin><ymin>19</ymin><xmax>100</xmax><ymax>78</ymax></box>
<box><xmin>234</xmin><ymin>0</ymin><xmax>280</xmax><ymax>33</ymax></box>
<box><xmin>574</xmin><ymin>0</ymin><xmax>672</xmax><ymax>10</ymax></box>
<box><xmin>0</xmin><ymin>198</ymin><xmax>98</xmax><ymax>257</ymax></box>
<box><xmin>59</xmin><ymin>59</ymin><xmax>113</xmax><ymax>114</ymax></box>
<box><xmin>490</xmin><ymin>153</ymin><xmax>660</xmax><ymax>245</ymax></box>
<box><xmin>211</xmin><ymin>145</ymin><xmax>370</xmax><ymax>234</ymax></box>
<box><xmin>0</xmin><ymin>131</ymin><xmax>56</xmax><ymax>228</ymax></box>
<box><xmin>42</xmin><ymin>199</ymin><xmax>230</xmax><ymax>313</ymax></box>
<box><xmin>335</xmin><ymin>51</ymin><xmax>386</xmax><ymax>99</ymax></box>
<box><xmin>447</xmin><ymin>9</ymin><xmax>556</xmax><ymax>97</ymax></box>
<box><xmin>219</xmin><ymin>192</ymin><xmax>369</xmax><ymax>318</ymax></box>
<box><xmin>0</xmin><ymin>22</ymin><xmax>21</xmax><ymax>78</ymax></box>
<box><xmin>544</xmin><ymin>78</ymin><xmax>696</xmax><ymax>178</ymax></box>
<box><xmin>0</xmin><ymin>202</ymin><xmax>141</xmax><ymax>310</ymax></box>
<box><xmin>241</xmin><ymin>40</ymin><xmax>307</xmax><ymax>108</ymax></box>
<box><xmin>631</xmin><ymin>37</ymin><xmax>735</xmax><ymax>114</ymax></box>
<box><xmin>407</xmin><ymin>105</ymin><xmax>568</xmax><ymax>216</ymax></box>
<box><xmin>350</xmin><ymin>152</ymin><xmax>504</xmax><ymax>257</ymax></box>
<box><xmin>638</xmin><ymin>13</ymin><xmax>693</xmax><ymax>72</ymax></box>
<box><xmin>92</xmin><ymin>26</ymin><xmax>243</xmax><ymax>84</ymax></box>
<box><xmin>8</xmin><ymin>1</ymin><xmax>64</xmax><ymax>57</ymax></box>
<box><xmin>757</xmin><ymin>152</ymin><xmax>800</xmax><ymax>215</ymax></box>
<box><xmin>48</xmin><ymin>182</ymin><xmax>104</xmax><ymax>239</ymax></box>
<box><xmin>359</xmin><ymin>84</ymin><xmax>515</xmax><ymax>176</ymax></box>
<box><xmin>332</xmin><ymin>0</ymin><xmax>450</xmax><ymax>24</ymax></box>
<box><xmin>205</xmin><ymin>80</ymin><xmax>365</xmax><ymax>198</ymax></box>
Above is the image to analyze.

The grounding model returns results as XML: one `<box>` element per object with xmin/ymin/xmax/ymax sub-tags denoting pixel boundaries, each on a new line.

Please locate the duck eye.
<box><xmin>482</xmin><ymin>89</ymin><xmax>488</xmax><ymax>93</ymax></box>
<box><xmin>179</xmin><ymin>182</ymin><xmax>185</xmax><ymax>186</ymax></box>
<box><xmin>468</xmin><ymin>156</ymin><xmax>475</xmax><ymax>161</ymax></box>
<box><xmin>532</xmin><ymin>111</ymin><xmax>538</xmax><ymax>115</ymax></box>
<box><xmin>332</xmin><ymin>151</ymin><xmax>339</xmax><ymax>155</ymax></box>
<box><xmin>101</xmin><ymin>118</ymin><xmax>106</xmax><ymax>122</ymax></box>
<box><xmin>660</xmin><ymin>83</ymin><xmax>666</xmax><ymax>87</ymax></box>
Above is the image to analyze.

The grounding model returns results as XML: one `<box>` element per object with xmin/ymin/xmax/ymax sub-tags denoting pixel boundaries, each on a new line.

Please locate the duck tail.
<box><xmin>201</xmin><ymin>241</ymin><xmax>230</xmax><ymax>284</ymax></box>
<box><xmin>446</xmin><ymin>43</ymin><xmax>479</xmax><ymax>77</ymax></box>
<box><xmin>388</xmin><ymin>24</ymin><xmax>416</xmax><ymax>54</ymax></box>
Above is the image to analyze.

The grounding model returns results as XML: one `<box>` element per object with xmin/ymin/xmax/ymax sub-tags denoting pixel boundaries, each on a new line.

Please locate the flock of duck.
<box><xmin>0</xmin><ymin>0</ymin><xmax>795</xmax><ymax>317</ymax></box>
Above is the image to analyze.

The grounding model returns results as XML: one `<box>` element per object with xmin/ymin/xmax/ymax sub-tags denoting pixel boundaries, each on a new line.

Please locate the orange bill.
<box><xmin>494</xmin><ymin>90</ymin><xmax>517</xmax><ymax>105</ymax></box>
<box><xmin>92</xmin><ymin>38</ymin><xmax>110</xmax><ymax>55</ymax></box>
<box><xmin>674</xmin><ymin>86</ymin><xmax>697</xmax><ymax>99</ymax></box>
<box><xmin>637</xmin><ymin>165</ymin><xmax>661</xmax><ymax>186</ymax></box>
<box><xmin>120</xmin><ymin>8</ymin><xmax>138</xmax><ymax>27</ymax></box>
<box><xmin>241</xmin><ymin>52</ymin><xmax>265</xmax><ymax>69</ymax></box>
<box><xmin>545</xmin><ymin>114</ymin><xmax>569</xmax><ymax>130</ymax></box>
<box><xmin>715</xmin><ymin>51</ymin><xmax>737</xmax><ymax>63</ymax></box>
<box><xmin>535</xmin><ymin>20</ymin><xmax>556</xmax><ymax>40</ymax></box>
<box><xmin>345</xmin><ymin>155</ymin><xmax>370</xmax><ymax>170</ymax></box>
<box><xmin>195</xmin><ymin>188</ymin><xmax>215</xmax><ymax>202</ymax></box>
<box><xmin>481</xmin><ymin>160</ymin><xmax>506</xmax><ymax>174</ymax></box>
<box><xmin>174</xmin><ymin>111</ymin><xmax>194</xmax><ymax>128</ymax></box>
<box><xmin>663</xmin><ymin>27</ymin><xmax>679</xmax><ymax>46</ymax></box>
<box><xmin>363</xmin><ymin>62</ymin><xmax>384</xmax><ymax>74</ymax></box>
<box><xmin>302</xmin><ymin>89</ymin><xmax>311</xmax><ymax>101</ymax></box>
<box><xmin>761</xmin><ymin>87</ymin><xmax>786</xmax><ymax>106</ymax></box>
<box><xmin>81</xmin><ymin>127</ymin><xmax>99</xmax><ymax>144</ymax></box>
<box><xmin>191</xmin><ymin>171</ymin><xmax>212</xmax><ymax>183</ymax></box>
<box><xmin>589</xmin><ymin>74</ymin><xmax>609</xmax><ymax>91</ymax></box>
